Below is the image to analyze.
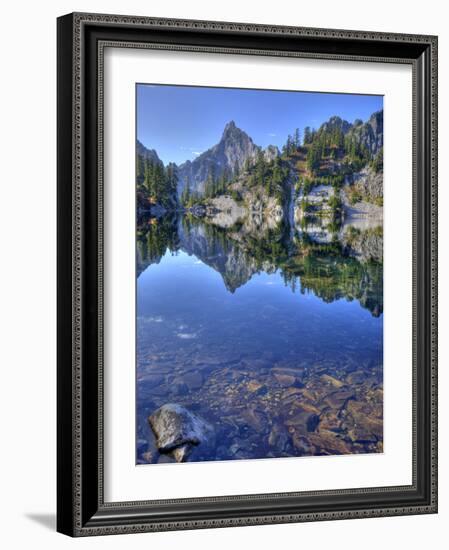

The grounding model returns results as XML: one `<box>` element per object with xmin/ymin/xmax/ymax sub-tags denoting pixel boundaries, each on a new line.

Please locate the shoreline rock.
<box><xmin>148</xmin><ymin>403</ymin><xmax>215</xmax><ymax>462</ymax></box>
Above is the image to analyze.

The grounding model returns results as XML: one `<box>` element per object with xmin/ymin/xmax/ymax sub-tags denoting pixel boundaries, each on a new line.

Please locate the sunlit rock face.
<box><xmin>263</xmin><ymin>144</ymin><xmax>281</xmax><ymax>162</ymax></box>
<box><xmin>349</xmin><ymin>166</ymin><xmax>383</xmax><ymax>202</ymax></box>
<box><xmin>205</xmin><ymin>196</ymin><xmax>246</xmax><ymax>228</ymax></box>
<box><xmin>294</xmin><ymin>185</ymin><xmax>336</xmax><ymax>225</ymax></box>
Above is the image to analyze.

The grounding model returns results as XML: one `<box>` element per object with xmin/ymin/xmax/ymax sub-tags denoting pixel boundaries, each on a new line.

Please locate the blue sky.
<box><xmin>137</xmin><ymin>84</ymin><xmax>383</xmax><ymax>165</ymax></box>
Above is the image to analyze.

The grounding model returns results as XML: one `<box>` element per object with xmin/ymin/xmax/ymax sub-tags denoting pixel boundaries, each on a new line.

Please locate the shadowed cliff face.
<box><xmin>136</xmin><ymin>211</ymin><xmax>383</xmax><ymax>316</ymax></box>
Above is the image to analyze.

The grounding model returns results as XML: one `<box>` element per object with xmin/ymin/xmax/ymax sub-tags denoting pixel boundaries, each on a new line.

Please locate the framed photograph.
<box><xmin>57</xmin><ymin>12</ymin><xmax>438</xmax><ymax>536</ymax></box>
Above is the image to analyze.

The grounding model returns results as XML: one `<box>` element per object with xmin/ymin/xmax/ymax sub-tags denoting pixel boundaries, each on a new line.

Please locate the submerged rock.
<box><xmin>148</xmin><ymin>403</ymin><xmax>214</xmax><ymax>462</ymax></box>
<box><xmin>268</xmin><ymin>424</ymin><xmax>291</xmax><ymax>453</ymax></box>
<box><xmin>274</xmin><ymin>373</ymin><xmax>296</xmax><ymax>387</ymax></box>
<box><xmin>175</xmin><ymin>371</ymin><xmax>204</xmax><ymax>391</ymax></box>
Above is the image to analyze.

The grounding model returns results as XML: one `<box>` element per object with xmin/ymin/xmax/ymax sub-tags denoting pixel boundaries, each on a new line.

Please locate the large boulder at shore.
<box><xmin>148</xmin><ymin>404</ymin><xmax>215</xmax><ymax>462</ymax></box>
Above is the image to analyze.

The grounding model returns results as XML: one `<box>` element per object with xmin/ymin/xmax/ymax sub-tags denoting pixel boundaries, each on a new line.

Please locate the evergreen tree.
<box><xmin>255</xmin><ymin>150</ymin><xmax>266</xmax><ymax>184</ymax></box>
<box><xmin>204</xmin><ymin>167</ymin><xmax>216</xmax><ymax>198</ymax></box>
<box><xmin>218</xmin><ymin>170</ymin><xmax>227</xmax><ymax>195</ymax></box>
<box><xmin>153</xmin><ymin>163</ymin><xmax>165</xmax><ymax>201</ymax></box>
<box><xmin>143</xmin><ymin>159</ymin><xmax>154</xmax><ymax>196</ymax></box>
<box><xmin>136</xmin><ymin>154</ymin><xmax>145</xmax><ymax>182</ymax></box>
<box><xmin>272</xmin><ymin>157</ymin><xmax>283</xmax><ymax>188</ymax></box>
<box><xmin>303</xmin><ymin>127</ymin><xmax>312</xmax><ymax>145</ymax></box>
<box><xmin>181</xmin><ymin>177</ymin><xmax>191</xmax><ymax>206</ymax></box>
<box><xmin>294</xmin><ymin>128</ymin><xmax>301</xmax><ymax>148</ymax></box>
<box><xmin>337</xmin><ymin>128</ymin><xmax>344</xmax><ymax>149</ymax></box>
<box><xmin>370</xmin><ymin>147</ymin><xmax>383</xmax><ymax>173</ymax></box>
<box><xmin>306</xmin><ymin>143</ymin><xmax>321</xmax><ymax>174</ymax></box>
<box><xmin>166</xmin><ymin>163</ymin><xmax>178</xmax><ymax>198</ymax></box>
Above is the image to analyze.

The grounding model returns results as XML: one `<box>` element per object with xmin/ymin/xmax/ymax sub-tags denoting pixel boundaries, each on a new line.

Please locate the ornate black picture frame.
<box><xmin>57</xmin><ymin>12</ymin><xmax>438</xmax><ymax>536</ymax></box>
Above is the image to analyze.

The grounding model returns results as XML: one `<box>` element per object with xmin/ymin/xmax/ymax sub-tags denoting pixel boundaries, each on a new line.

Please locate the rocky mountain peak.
<box><xmin>346</xmin><ymin>109</ymin><xmax>383</xmax><ymax>156</ymax></box>
<box><xmin>222</xmin><ymin>120</ymin><xmax>237</xmax><ymax>135</ymax></box>
<box><xmin>319</xmin><ymin>116</ymin><xmax>352</xmax><ymax>135</ymax></box>
<box><xmin>177</xmin><ymin>121</ymin><xmax>260</xmax><ymax>195</ymax></box>
<box><xmin>137</xmin><ymin>139</ymin><xmax>163</xmax><ymax>166</ymax></box>
<box><xmin>368</xmin><ymin>110</ymin><xmax>383</xmax><ymax>136</ymax></box>
<box><xmin>220</xmin><ymin>120</ymin><xmax>253</xmax><ymax>148</ymax></box>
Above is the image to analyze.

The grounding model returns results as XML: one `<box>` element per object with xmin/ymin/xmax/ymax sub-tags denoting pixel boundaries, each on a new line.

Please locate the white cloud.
<box><xmin>267</xmin><ymin>133</ymin><xmax>277</xmax><ymax>137</ymax></box>
<box><xmin>180</xmin><ymin>146</ymin><xmax>203</xmax><ymax>156</ymax></box>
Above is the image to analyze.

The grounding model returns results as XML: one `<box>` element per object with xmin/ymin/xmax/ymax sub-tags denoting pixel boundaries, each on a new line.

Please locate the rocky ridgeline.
<box><xmin>137</xmin><ymin>111</ymin><xmax>384</xmax><ymax>232</ymax></box>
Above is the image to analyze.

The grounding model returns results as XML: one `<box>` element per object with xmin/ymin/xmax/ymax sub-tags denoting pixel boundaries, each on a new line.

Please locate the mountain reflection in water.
<box><xmin>136</xmin><ymin>213</ymin><xmax>383</xmax><ymax>464</ymax></box>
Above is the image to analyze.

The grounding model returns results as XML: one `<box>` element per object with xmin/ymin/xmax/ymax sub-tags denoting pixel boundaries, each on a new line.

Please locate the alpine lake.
<box><xmin>136</xmin><ymin>209</ymin><xmax>383</xmax><ymax>465</ymax></box>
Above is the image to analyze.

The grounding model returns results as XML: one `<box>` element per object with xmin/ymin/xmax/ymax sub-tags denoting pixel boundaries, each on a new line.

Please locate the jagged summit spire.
<box><xmin>222</xmin><ymin>120</ymin><xmax>239</xmax><ymax>137</ymax></box>
<box><xmin>177</xmin><ymin>119</ymin><xmax>260</xmax><ymax>195</ymax></box>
